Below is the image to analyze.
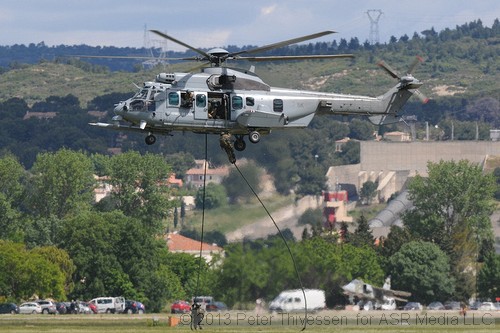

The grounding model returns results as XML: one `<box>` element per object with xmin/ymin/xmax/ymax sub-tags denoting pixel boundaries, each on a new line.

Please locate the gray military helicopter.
<box><xmin>90</xmin><ymin>30</ymin><xmax>427</xmax><ymax>152</ymax></box>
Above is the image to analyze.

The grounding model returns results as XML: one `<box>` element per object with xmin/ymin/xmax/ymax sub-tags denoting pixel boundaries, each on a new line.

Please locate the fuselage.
<box><xmin>113</xmin><ymin>67</ymin><xmax>390</xmax><ymax>137</ymax></box>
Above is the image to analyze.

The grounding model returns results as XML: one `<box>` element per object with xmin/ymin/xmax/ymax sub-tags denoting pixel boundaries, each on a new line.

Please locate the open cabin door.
<box><xmin>194</xmin><ymin>92</ymin><xmax>208</xmax><ymax>120</ymax></box>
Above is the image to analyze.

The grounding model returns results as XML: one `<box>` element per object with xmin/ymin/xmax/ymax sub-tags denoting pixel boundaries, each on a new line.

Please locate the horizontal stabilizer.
<box><xmin>368</xmin><ymin>115</ymin><xmax>401</xmax><ymax>126</ymax></box>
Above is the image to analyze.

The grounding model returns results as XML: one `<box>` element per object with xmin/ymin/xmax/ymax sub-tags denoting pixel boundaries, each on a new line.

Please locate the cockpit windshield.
<box><xmin>133</xmin><ymin>89</ymin><xmax>149</xmax><ymax>100</ymax></box>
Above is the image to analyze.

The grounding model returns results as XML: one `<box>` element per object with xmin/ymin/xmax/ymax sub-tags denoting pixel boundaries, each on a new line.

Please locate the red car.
<box><xmin>171</xmin><ymin>300</ymin><xmax>191</xmax><ymax>314</ymax></box>
<box><xmin>88</xmin><ymin>302</ymin><xmax>97</xmax><ymax>314</ymax></box>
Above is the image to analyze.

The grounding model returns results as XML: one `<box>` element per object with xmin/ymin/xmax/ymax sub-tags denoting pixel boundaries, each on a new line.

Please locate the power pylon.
<box><xmin>366</xmin><ymin>10</ymin><xmax>383</xmax><ymax>44</ymax></box>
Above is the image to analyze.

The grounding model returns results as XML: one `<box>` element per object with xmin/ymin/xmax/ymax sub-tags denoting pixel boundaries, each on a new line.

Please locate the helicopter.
<box><xmin>90</xmin><ymin>30</ymin><xmax>427</xmax><ymax>153</ymax></box>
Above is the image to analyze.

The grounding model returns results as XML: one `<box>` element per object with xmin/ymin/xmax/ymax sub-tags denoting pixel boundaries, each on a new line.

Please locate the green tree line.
<box><xmin>1</xmin><ymin>149</ymin><xmax>499</xmax><ymax>309</ymax></box>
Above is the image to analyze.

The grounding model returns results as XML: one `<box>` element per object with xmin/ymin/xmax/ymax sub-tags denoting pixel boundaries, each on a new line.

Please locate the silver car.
<box><xmin>19</xmin><ymin>302</ymin><xmax>42</xmax><ymax>314</ymax></box>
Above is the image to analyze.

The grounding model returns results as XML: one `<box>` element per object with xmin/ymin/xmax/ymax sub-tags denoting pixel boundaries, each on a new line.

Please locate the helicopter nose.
<box><xmin>114</xmin><ymin>102</ymin><xmax>127</xmax><ymax>115</ymax></box>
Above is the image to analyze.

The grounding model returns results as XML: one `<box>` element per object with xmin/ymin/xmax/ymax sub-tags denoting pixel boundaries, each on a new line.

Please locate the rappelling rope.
<box><xmin>234</xmin><ymin>162</ymin><xmax>308</xmax><ymax>331</ymax></box>
<box><xmin>191</xmin><ymin>134</ymin><xmax>208</xmax><ymax>330</ymax></box>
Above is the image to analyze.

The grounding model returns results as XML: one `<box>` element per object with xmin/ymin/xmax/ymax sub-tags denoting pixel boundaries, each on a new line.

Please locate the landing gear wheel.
<box><xmin>145</xmin><ymin>134</ymin><xmax>156</xmax><ymax>145</ymax></box>
<box><xmin>249</xmin><ymin>131</ymin><xmax>261</xmax><ymax>143</ymax></box>
<box><xmin>234</xmin><ymin>138</ymin><xmax>246</xmax><ymax>151</ymax></box>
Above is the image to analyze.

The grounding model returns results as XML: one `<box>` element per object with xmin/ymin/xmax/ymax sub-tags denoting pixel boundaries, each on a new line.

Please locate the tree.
<box><xmin>173</xmin><ymin>206</ymin><xmax>179</xmax><ymax>229</ymax></box>
<box><xmin>477</xmin><ymin>253</ymin><xmax>500</xmax><ymax>299</ymax></box>
<box><xmin>222</xmin><ymin>161</ymin><xmax>262</xmax><ymax>204</ymax></box>
<box><xmin>359</xmin><ymin>180</ymin><xmax>378</xmax><ymax>205</ymax></box>
<box><xmin>215</xmin><ymin>237</ymin><xmax>384</xmax><ymax>307</ymax></box>
<box><xmin>0</xmin><ymin>154</ymin><xmax>25</xmax><ymax>241</ymax></box>
<box><xmin>109</xmin><ymin>151</ymin><xmax>173</xmax><ymax>231</ymax></box>
<box><xmin>164</xmin><ymin>152</ymin><xmax>196</xmax><ymax>180</ymax></box>
<box><xmin>298</xmin><ymin>208</ymin><xmax>323</xmax><ymax>226</ymax></box>
<box><xmin>195</xmin><ymin>183</ymin><xmax>227</xmax><ymax>210</ymax></box>
<box><xmin>389</xmin><ymin>241</ymin><xmax>455</xmax><ymax>304</ymax></box>
<box><xmin>27</xmin><ymin>149</ymin><xmax>95</xmax><ymax>219</ymax></box>
<box><xmin>0</xmin><ymin>240</ymin><xmax>66</xmax><ymax>300</ymax></box>
<box><xmin>403</xmin><ymin>160</ymin><xmax>495</xmax><ymax>301</ymax></box>
<box><xmin>350</xmin><ymin>214</ymin><xmax>374</xmax><ymax>247</ymax></box>
<box><xmin>31</xmin><ymin>245</ymin><xmax>76</xmax><ymax>296</ymax></box>
<box><xmin>404</xmin><ymin>160</ymin><xmax>495</xmax><ymax>261</ymax></box>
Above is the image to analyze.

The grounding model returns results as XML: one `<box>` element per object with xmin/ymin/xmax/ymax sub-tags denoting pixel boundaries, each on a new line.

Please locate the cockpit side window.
<box><xmin>232</xmin><ymin>96</ymin><xmax>243</xmax><ymax>110</ymax></box>
<box><xmin>149</xmin><ymin>90</ymin><xmax>156</xmax><ymax>101</ymax></box>
<box><xmin>246</xmin><ymin>97</ymin><xmax>255</xmax><ymax>106</ymax></box>
<box><xmin>168</xmin><ymin>92</ymin><xmax>179</xmax><ymax>106</ymax></box>
<box><xmin>196</xmin><ymin>94</ymin><xmax>207</xmax><ymax>108</ymax></box>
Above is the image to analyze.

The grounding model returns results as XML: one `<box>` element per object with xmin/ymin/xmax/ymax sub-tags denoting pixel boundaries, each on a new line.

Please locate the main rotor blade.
<box><xmin>232</xmin><ymin>31</ymin><xmax>336</xmax><ymax>56</ymax></box>
<box><xmin>407</xmin><ymin>56</ymin><xmax>424</xmax><ymax>74</ymax></box>
<box><xmin>235</xmin><ymin>54</ymin><xmax>354</xmax><ymax>62</ymax></box>
<box><xmin>150</xmin><ymin>30</ymin><xmax>211</xmax><ymax>59</ymax></box>
<box><xmin>377</xmin><ymin>60</ymin><xmax>400</xmax><ymax>79</ymax></box>
<box><xmin>73</xmin><ymin>55</ymin><xmax>198</xmax><ymax>61</ymax></box>
<box><xmin>414</xmin><ymin>89</ymin><xmax>430</xmax><ymax>104</ymax></box>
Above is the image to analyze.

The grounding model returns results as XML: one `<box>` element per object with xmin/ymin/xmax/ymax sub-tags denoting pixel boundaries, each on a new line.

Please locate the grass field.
<box><xmin>0</xmin><ymin>310</ymin><xmax>498</xmax><ymax>333</ymax></box>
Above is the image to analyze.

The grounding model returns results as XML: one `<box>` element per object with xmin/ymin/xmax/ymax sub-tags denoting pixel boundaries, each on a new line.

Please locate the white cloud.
<box><xmin>260</xmin><ymin>5</ymin><xmax>277</xmax><ymax>16</ymax></box>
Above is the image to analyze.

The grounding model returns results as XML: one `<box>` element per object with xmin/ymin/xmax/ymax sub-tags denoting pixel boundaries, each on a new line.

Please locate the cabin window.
<box><xmin>196</xmin><ymin>94</ymin><xmax>207</xmax><ymax>108</ymax></box>
<box><xmin>246</xmin><ymin>97</ymin><xmax>255</xmax><ymax>106</ymax></box>
<box><xmin>273</xmin><ymin>99</ymin><xmax>283</xmax><ymax>112</ymax></box>
<box><xmin>232</xmin><ymin>96</ymin><xmax>243</xmax><ymax>110</ymax></box>
<box><xmin>168</xmin><ymin>92</ymin><xmax>179</xmax><ymax>105</ymax></box>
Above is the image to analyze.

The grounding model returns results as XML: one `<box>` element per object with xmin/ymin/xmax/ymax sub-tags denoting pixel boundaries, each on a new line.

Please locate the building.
<box><xmin>383</xmin><ymin>131</ymin><xmax>411</xmax><ymax>142</ymax></box>
<box><xmin>165</xmin><ymin>232</ymin><xmax>224</xmax><ymax>263</ymax></box>
<box><xmin>323</xmin><ymin>190</ymin><xmax>353</xmax><ymax>229</ymax></box>
<box><xmin>185</xmin><ymin>160</ymin><xmax>229</xmax><ymax>188</ymax></box>
<box><xmin>335</xmin><ymin>137</ymin><xmax>350</xmax><ymax>152</ymax></box>
<box><xmin>94</xmin><ymin>175</ymin><xmax>112</xmax><ymax>203</ymax></box>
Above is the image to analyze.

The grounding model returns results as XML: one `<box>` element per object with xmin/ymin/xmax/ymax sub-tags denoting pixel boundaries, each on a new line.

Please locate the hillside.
<box><xmin>0</xmin><ymin>20</ymin><xmax>498</xmax><ymax>107</ymax></box>
<box><xmin>0</xmin><ymin>48</ymin><xmax>497</xmax><ymax>109</ymax></box>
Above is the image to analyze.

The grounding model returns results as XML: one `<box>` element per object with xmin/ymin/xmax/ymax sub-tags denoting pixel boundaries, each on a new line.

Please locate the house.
<box><xmin>335</xmin><ymin>137</ymin><xmax>350</xmax><ymax>152</ymax></box>
<box><xmin>23</xmin><ymin>111</ymin><xmax>57</xmax><ymax>120</ymax></box>
<box><xmin>94</xmin><ymin>175</ymin><xmax>112</xmax><ymax>203</ymax></box>
<box><xmin>165</xmin><ymin>232</ymin><xmax>224</xmax><ymax>263</ymax></box>
<box><xmin>184</xmin><ymin>160</ymin><xmax>229</xmax><ymax>188</ymax></box>
<box><xmin>383</xmin><ymin>131</ymin><xmax>411</xmax><ymax>142</ymax></box>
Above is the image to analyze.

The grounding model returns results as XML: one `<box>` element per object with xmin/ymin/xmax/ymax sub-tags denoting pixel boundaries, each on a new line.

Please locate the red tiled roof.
<box><xmin>165</xmin><ymin>233</ymin><xmax>223</xmax><ymax>252</ymax></box>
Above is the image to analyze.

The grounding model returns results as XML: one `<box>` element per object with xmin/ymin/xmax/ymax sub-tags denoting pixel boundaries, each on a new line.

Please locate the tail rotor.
<box><xmin>377</xmin><ymin>57</ymin><xmax>429</xmax><ymax>104</ymax></box>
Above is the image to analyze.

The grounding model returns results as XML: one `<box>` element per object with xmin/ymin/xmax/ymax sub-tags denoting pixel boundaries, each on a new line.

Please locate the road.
<box><xmin>226</xmin><ymin>195</ymin><xmax>323</xmax><ymax>242</ymax></box>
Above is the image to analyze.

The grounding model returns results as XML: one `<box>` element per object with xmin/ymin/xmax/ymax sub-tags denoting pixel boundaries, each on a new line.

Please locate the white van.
<box><xmin>269</xmin><ymin>289</ymin><xmax>326</xmax><ymax>313</ymax></box>
<box><xmin>192</xmin><ymin>296</ymin><xmax>214</xmax><ymax>311</ymax></box>
<box><xmin>89</xmin><ymin>297</ymin><xmax>125</xmax><ymax>314</ymax></box>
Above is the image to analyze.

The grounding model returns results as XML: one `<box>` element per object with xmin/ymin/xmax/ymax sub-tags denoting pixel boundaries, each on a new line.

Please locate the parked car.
<box><xmin>55</xmin><ymin>302</ymin><xmax>70</xmax><ymax>314</ymax></box>
<box><xmin>0</xmin><ymin>303</ymin><xmax>19</xmax><ymax>314</ymax></box>
<box><xmin>403</xmin><ymin>302</ymin><xmax>422</xmax><ymax>310</ymax></box>
<box><xmin>77</xmin><ymin>301</ymin><xmax>93</xmax><ymax>314</ymax></box>
<box><xmin>206</xmin><ymin>301</ymin><xmax>228</xmax><ymax>312</ymax></box>
<box><xmin>427</xmin><ymin>301</ymin><xmax>445</xmax><ymax>310</ymax></box>
<box><xmin>469</xmin><ymin>301</ymin><xmax>482</xmax><ymax>310</ymax></box>
<box><xmin>88</xmin><ymin>302</ymin><xmax>97</xmax><ymax>314</ymax></box>
<box><xmin>171</xmin><ymin>300</ymin><xmax>191</xmax><ymax>314</ymax></box>
<box><xmin>444</xmin><ymin>301</ymin><xmax>461</xmax><ymax>310</ymax></box>
<box><xmin>35</xmin><ymin>300</ymin><xmax>57</xmax><ymax>314</ymax></box>
<box><xmin>479</xmin><ymin>302</ymin><xmax>496</xmax><ymax>311</ymax></box>
<box><xmin>19</xmin><ymin>302</ymin><xmax>42</xmax><ymax>314</ymax></box>
<box><xmin>123</xmin><ymin>300</ymin><xmax>145</xmax><ymax>314</ymax></box>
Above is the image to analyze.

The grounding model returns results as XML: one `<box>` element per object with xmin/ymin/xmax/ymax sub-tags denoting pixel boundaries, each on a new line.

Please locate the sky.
<box><xmin>1</xmin><ymin>0</ymin><xmax>499</xmax><ymax>51</ymax></box>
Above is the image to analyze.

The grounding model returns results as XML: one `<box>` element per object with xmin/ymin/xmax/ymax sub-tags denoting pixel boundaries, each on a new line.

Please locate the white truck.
<box><xmin>269</xmin><ymin>289</ymin><xmax>326</xmax><ymax>313</ymax></box>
